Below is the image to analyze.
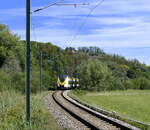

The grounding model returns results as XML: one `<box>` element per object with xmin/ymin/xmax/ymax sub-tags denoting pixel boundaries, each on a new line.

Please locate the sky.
<box><xmin>0</xmin><ymin>0</ymin><xmax>150</xmax><ymax>65</ymax></box>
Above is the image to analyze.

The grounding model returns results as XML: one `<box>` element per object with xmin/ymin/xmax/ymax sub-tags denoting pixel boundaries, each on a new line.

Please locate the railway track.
<box><xmin>52</xmin><ymin>90</ymin><xmax>140</xmax><ymax>130</ymax></box>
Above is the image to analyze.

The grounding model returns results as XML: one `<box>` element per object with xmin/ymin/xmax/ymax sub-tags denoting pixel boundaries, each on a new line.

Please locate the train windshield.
<box><xmin>59</xmin><ymin>75</ymin><xmax>68</xmax><ymax>82</ymax></box>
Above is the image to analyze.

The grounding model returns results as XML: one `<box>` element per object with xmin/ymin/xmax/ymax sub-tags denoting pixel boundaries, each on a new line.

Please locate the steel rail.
<box><xmin>52</xmin><ymin>91</ymin><xmax>99</xmax><ymax>129</ymax></box>
<box><xmin>52</xmin><ymin>91</ymin><xmax>140</xmax><ymax>130</ymax></box>
<box><xmin>62</xmin><ymin>91</ymin><xmax>140</xmax><ymax>130</ymax></box>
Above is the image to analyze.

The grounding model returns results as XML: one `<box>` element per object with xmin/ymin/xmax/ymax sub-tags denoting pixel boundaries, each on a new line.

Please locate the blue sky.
<box><xmin>0</xmin><ymin>0</ymin><xmax>150</xmax><ymax>65</ymax></box>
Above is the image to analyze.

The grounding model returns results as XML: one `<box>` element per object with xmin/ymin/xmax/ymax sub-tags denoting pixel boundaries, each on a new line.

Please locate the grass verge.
<box><xmin>70</xmin><ymin>89</ymin><xmax>150</xmax><ymax>130</ymax></box>
<box><xmin>0</xmin><ymin>90</ymin><xmax>60</xmax><ymax>130</ymax></box>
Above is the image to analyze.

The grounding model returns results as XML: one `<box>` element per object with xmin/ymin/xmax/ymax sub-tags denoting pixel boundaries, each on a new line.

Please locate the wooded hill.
<box><xmin>0</xmin><ymin>23</ymin><xmax>150</xmax><ymax>92</ymax></box>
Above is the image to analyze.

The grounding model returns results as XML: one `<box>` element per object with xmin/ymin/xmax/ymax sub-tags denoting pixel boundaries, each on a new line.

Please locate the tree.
<box><xmin>77</xmin><ymin>59</ymin><xmax>113</xmax><ymax>91</ymax></box>
<box><xmin>78</xmin><ymin>46</ymin><xmax>105</xmax><ymax>56</ymax></box>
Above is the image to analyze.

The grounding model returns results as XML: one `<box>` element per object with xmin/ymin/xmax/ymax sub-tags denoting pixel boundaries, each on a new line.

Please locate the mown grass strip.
<box><xmin>70</xmin><ymin>89</ymin><xmax>150</xmax><ymax>130</ymax></box>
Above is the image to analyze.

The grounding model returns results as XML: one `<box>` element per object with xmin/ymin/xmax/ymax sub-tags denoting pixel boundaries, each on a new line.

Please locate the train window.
<box><xmin>59</xmin><ymin>75</ymin><xmax>67</xmax><ymax>82</ymax></box>
<box><xmin>69</xmin><ymin>81</ymin><xmax>73</xmax><ymax>84</ymax></box>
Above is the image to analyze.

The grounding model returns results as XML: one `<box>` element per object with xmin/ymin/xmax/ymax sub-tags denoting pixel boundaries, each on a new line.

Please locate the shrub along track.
<box><xmin>52</xmin><ymin>90</ymin><xmax>140</xmax><ymax>130</ymax></box>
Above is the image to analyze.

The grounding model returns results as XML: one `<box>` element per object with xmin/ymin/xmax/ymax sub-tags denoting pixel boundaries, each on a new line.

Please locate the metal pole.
<box><xmin>26</xmin><ymin>0</ymin><xmax>30</xmax><ymax>121</ymax></box>
<box><xmin>40</xmin><ymin>51</ymin><xmax>42</xmax><ymax>92</ymax></box>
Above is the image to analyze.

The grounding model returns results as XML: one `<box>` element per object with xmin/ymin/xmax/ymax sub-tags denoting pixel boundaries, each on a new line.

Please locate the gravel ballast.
<box><xmin>45</xmin><ymin>92</ymin><xmax>89</xmax><ymax>130</ymax></box>
<box><xmin>55</xmin><ymin>91</ymin><xmax>120</xmax><ymax>130</ymax></box>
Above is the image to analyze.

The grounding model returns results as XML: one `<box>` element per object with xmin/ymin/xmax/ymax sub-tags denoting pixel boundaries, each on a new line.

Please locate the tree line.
<box><xmin>0</xmin><ymin>23</ymin><xmax>150</xmax><ymax>92</ymax></box>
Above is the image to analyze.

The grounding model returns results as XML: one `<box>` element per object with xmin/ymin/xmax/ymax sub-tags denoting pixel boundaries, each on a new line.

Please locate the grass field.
<box><xmin>0</xmin><ymin>91</ymin><xmax>60</xmax><ymax>130</ymax></box>
<box><xmin>72</xmin><ymin>90</ymin><xmax>150</xmax><ymax>125</ymax></box>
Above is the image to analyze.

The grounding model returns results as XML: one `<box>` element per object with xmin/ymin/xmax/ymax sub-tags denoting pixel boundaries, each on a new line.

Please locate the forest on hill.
<box><xmin>0</xmin><ymin>23</ymin><xmax>150</xmax><ymax>92</ymax></box>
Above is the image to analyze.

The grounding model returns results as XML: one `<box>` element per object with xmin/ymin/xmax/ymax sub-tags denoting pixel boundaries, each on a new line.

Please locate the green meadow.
<box><xmin>72</xmin><ymin>90</ymin><xmax>150</xmax><ymax>125</ymax></box>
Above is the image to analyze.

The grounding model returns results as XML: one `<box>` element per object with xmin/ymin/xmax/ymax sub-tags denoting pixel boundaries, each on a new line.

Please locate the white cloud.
<box><xmin>6</xmin><ymin>0</ymin><xmax>150</xmax><ymax>49</ymax></box>
<box><xmin>9</xmin><ymin>0</ymin><xmax>150</xmax><ymax>65</ymax></box>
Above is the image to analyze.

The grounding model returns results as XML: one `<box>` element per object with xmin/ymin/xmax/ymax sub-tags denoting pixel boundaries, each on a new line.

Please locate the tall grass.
<box><xmin>0</xmin><ymin>91</ymin><xmax>60</xmax><ymax>130</ymax></box>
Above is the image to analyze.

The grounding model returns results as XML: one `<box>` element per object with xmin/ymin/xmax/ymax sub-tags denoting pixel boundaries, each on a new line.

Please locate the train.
<box><xmin>57</xmin><ymin>74</ymin><xmax>79</xmax><ymax>89</ymax></box>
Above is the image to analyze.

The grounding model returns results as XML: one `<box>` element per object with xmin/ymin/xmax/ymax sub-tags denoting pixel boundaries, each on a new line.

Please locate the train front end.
<box><xmin>57</xmin><ymin>74</ymin><xmax>79</xmax><ymax>89</ymax></box>
<box><xmin>57</xmin><ymin>75</ymin><xmax>71</xmax><ymax>89</ymax></box>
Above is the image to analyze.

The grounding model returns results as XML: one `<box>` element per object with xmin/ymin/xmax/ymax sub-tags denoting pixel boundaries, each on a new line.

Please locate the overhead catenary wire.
<box><xmin>31</xmin><ymin>16</ymin><xmax>37</xmax><ymax>42</ymax></box>
<box><xmin>31</xmin><ymin>0</ymin><xmax>65</xmax><ymax>13</ymax></box>
<box><xmin>31</xmin><ymin>1</ymin><xmax>89</xmax><ymax>13</ymax></box>
<box><xmin>69</xmin><ymin>0</ymin><xmax>105</xmax><ymax>46</ymax></box>
<box><xmin>30</xmin><ymin>0</ymin><xmax>89</xmax><ymax>49</ymax></box>
<box><xmin>65</xmin><ymin>0</ymin><xmax>89</xmax><ymax>46</ymax></box>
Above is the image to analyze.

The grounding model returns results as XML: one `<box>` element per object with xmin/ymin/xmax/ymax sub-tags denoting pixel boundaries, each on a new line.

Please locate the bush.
<box><xmin>0</xmin><ymin>70</ymin><xmax>12</xmax><ymax>91</ymax></box>
<box><xmin>0</xmin><ymin>70</ymin><xmax>25</xmax><ymax>92</ymax></box>
<box><xmin>125</xmin><ymin>77</ymin><xmax>150</xmax><ymax>90</ymax></box>
<box><xmin>109</xmin><ymin>78</ymin><xmax>125</xmax><ymax>91</ymax></box>
<box><xmin>77</xmin><ymin>59</ymin><xmax>113</xmax><ymax>91</ymax></box>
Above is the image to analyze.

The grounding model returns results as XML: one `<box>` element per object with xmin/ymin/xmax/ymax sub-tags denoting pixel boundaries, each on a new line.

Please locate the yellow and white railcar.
<box><xmin>57</xmin><ymin>75</ymin><xmax>79</xmax><ymax>89</ymax></box>
<box><xmin>57</xmin><ymin>75</ymin><xmax>72</xmax><ymax>89</ymax></box>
